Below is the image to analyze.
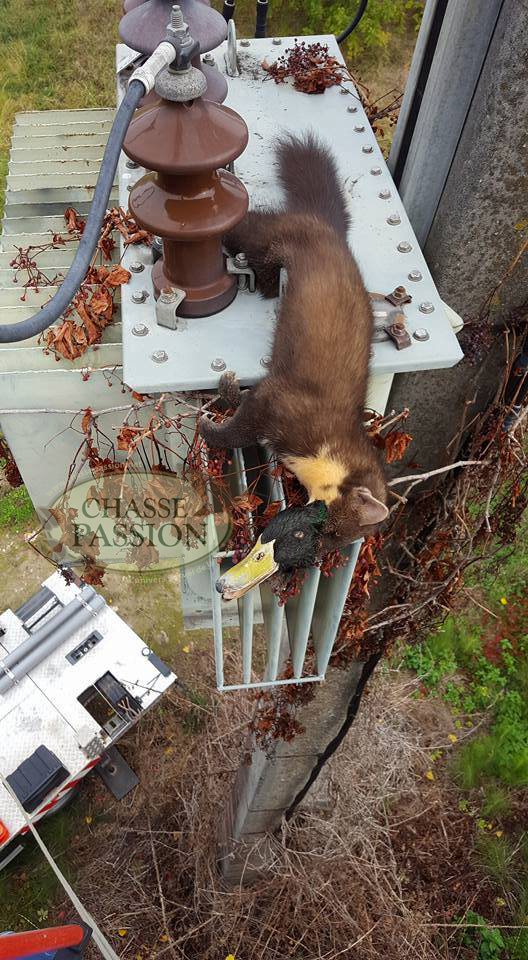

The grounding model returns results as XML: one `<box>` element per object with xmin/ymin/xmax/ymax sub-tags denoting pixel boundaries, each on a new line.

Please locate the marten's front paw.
<box><xmin>199</xmin><ymin>416</ymin><xmax>224</xmax><ymax>448</ymax></box>
<box><xmin>218</xmin><ymin>370</ymin><xmax>242</xmax><ymax>409</ymax></box>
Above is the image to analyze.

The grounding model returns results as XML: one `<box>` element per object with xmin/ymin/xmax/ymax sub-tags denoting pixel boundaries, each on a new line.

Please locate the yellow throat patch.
<box><xmin>283</xmin><ymin>447</ymin><xmax>348</xmax><ymax>504</ymax></box>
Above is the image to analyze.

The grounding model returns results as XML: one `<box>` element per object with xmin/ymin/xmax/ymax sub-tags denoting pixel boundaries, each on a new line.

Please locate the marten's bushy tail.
<box><xmin>276</xmin><ymin>132</ymin><xmax>350</xmax><ymax>240</ymax></box>
<box><xmin>225</xmin><ymin>133</ymin><xmax>349</xmax><ymax>297</ymax></box>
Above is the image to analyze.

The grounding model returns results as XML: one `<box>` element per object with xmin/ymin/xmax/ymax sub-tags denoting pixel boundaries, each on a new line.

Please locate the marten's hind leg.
<box><xmin>225</xmin><ymin>211</ymin><xmax>287</xmax><ymax>298</ymax></box>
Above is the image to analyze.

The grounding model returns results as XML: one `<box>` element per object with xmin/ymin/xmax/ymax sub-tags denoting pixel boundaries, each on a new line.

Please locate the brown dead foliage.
<box><xmin>49</xmin><ymin>667</ymin><xmax>495</xmax><ymax>960</ymax></box>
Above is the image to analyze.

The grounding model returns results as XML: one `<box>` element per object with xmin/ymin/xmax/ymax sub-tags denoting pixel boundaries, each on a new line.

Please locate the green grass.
<box><xmin>400</xmin><ymin>510</ymin><xmax>528</xmax><ymax>943</ymax></box>
<box><xmin>0</xmin><ymin>0</ymin><xmax>121</xmax><ymax>213</ymax></box>
<box><xmin>0</xmin><ymin>800</ymin><xmax>83</xmax><ymax>930</ymax></box>
<box><xmin>0</xmin><ymin>485</ymin><xmax>34</xmax><ymax>530</ymax></box>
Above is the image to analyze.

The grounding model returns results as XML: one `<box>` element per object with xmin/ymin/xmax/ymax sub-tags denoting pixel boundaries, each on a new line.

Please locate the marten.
<box><xmin>200</xmin><ymin>132</ymin><xmax>388</xmax><ymax>550</ymax></box>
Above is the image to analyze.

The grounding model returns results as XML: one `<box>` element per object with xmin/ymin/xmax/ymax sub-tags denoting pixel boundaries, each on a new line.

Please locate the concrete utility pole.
<box><xmin>219</xmin><ymin>0</ymin><xmax>528</xmax><ymax>882</ymax></box>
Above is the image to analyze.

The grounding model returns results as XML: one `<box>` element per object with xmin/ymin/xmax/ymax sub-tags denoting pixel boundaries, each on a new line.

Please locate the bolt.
<box><xmin>340</xmin><ymin>88</ymin><xmax>348</xmax><ymax>95</ymax></box>
<box><xmin>362</xmin><ymin>145</ymin><xmax>373</xmax><ymax>154</ymax></box>
<box><xmin>392</xmin><ymin>285</ymin><xmax>407</xmax><ymax>300</ymax></box>
<box><xmin>151</xmin><ymin>349</ymin><xmax>169</xmax><ymax>363</ymax></box>
<box><xmin>171</xmin><ymin>5</ymin><xmax>185</xmax><ymax>29</ymax></box>
<box><xmin>413</xmin><ymin>328</ymin><xmax>430</xmax><ymax>341</ymax></box>
<box><xmin>127</xmin><ymin>184</ymin><xmax>133</xmax><ymax>192</ymax></box>
<box><xmin>347</xmin><ymin>104</ymin><xmax>357</xmax><ymax>113</ymax></box>
<box><xmin>129</xmin><ymin>261</ymin><xmax>144</xmax><ymax>273</ymax></box>
<box><xmin>272</xmin><ymin>37</ymin><xmax>282</xmax><ymax>44</ymax></box>
<box><xmin>370</xmin><ymin>166</ymin><xmax>382</xmax><ymax>176</ymax></box>
<box><xmin>354</xmin><ymin>124</ymin><xmax>365</xmax><ymax>133</ymax></box>
<box><xmin>126</xmin><ymin>159</ymin><xmax>139</xmax><ymax>169</ymax></box>
<box><xmin>240</xmin><ymin>39</ymin><xmax>250</xmax><ymax>46</ymax></box>
<box><xmin>234</xmin><ymin>251</ymin><xmax>248</xmax><ymax>268</ymax></box>
<box><xmin>131</xmin><ymin>289</ymin><xmax>148</xmax><ymax>303</ymax></box>
<box><xmin>408</xmin><ymin>269</ymin><xmax>423</xmax><ymax>281</ymax></box>
<box><xmin>260</xmin><ymin>355</ymin><xmax>272</xmax><ymax>368</ymax></box>
<box><xmin>392</xmin><ymin>314</ymin><xmax>405</xmax><ymax>331</ymax></box>
<box><xmin>397</xmin><ymin>241</ymin><xmax>412</xmax><ymax>253</ymax></box>
<box><xmin>159</xmin><ymin>286</ymin><xmax>177</xmax><ymax>302</ymax></box>
<box><xmin>419</xmin><ymin>301</ymin><xmax>435</xmax><ymax>314</ymax></box>
<box><xmin>387</xmin><ymin>213</ymin><xmax>401</xmax><ymax>225</ymax></box>
<box><xmin>211</xmin><ymin>358</ymin><xmax>227</xmax><ymax>372</ymax></box>
<box><xmin>379</xmin><ymin>189</ymin><xmax>391</xmax><ymax>200</ymax></box>
<box><xmin>203</xmin><ymin>53</ymin><xmax>214</xmax><ymax>64</ymax></box>
<box><xmin>132</xmin><ymin>323</ymin><xmax>149</xmax><ymax>337</ymax></box>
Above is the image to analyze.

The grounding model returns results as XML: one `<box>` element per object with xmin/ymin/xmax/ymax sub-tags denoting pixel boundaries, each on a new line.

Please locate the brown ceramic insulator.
<box><xmin>124</xmin><ymin>97</ymin><xmax>249</xmax><ymax>317</ymax></box>
<box><xmin>119</xmin><ymin>0</ymin><xmax>226</xmax><ymax>56</ymax></box>
<box><xmin>123</xmin><ymin>0</ymin><xmax>145</xmax><ymax>12</ymax></box>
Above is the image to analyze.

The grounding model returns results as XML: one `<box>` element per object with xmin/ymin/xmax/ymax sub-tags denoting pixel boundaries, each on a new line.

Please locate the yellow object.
<box><xmin>283</xmin><ymin>446</ymin><xmax>347</xmax><ymax>504</ymax></box>
<box><xmin>182</xmin><ymin>645</ymin><xmax>190</xmax><ymax>653</ymax></box>
<box><xmin>500</xmin><ymin>597</ymin><xmax>508</xmax><ymax>605</ymax></box>
<box><xmin>448</xmin><ymin>734</ymin><xmax>457</xmax><ymax>744</ymax></box>
<box><xmin>425</xmin><ymin>770</ymin><xmax>434</xmax><ymax>781</ymax></box>
<box><xmin>217</xmin><ymin>536</ymin><xmax>278</xmax><ymax>601</ymax></box>
<box><xmin>118</xmin><ymin>930</ymin><xmax>127</xmax><ymax>938</ymax></box>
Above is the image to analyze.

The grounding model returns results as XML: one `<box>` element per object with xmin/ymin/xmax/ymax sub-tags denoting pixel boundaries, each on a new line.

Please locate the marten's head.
<box><xmin>320</xmin><ymin>482</ymin><xmax>389</xmax><ymax>552</ymax></box>
<box><xmin>215</xmin><ymin>486</ymin><xmax>388</xmax><ymax>601</ymax></box>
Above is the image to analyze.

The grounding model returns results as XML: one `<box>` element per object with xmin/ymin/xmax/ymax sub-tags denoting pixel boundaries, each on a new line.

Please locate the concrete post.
<box><xmin>219</xmin><ymin>0</ymin><xmax>528</xmax><ymax>883</ymax></box>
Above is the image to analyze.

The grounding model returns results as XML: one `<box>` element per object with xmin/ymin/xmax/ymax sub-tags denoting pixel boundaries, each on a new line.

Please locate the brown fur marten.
<box><xmin>200</xmin><ymin>132</ymin><xmax>388</xmax><ymax>549</ymax></box>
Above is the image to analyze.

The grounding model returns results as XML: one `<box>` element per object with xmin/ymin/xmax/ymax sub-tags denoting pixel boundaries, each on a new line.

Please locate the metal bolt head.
<box><xmin>131</xmin><ymin>289</ymin><xmax>148</xmax><ymax>304</ymax></box>
<box><xmin>132</xmin><ymin>323</ymin><xmax>149</xmax><ymax>337</ymax></box>
<box><xmin>370</xmin><ymin>166</ymin><xmax>382</xmax><ymax>176</ymax></box>
<box><xmin>354</xmin><ymin>124</ymin><xmax>365</xmax><ymax>133</ymax></box>
<box><xmin>126</xmin><ymin>159</ymin><xmax>139</xmax><ymax>169</ymax></box>
<box><xmin>413</xmin><ymin>328</ymin><xmax>430</xmax><ymax>341</ymax></box>
<box><xmin>419</xmin><ymin>301</ymin><xmax>435</xmax><ymax>314</ymax></box>
<box><xmin>151</xmin><ymin>350</ymin><xmax>169</xmax><ymax>363</ymax></box>
<box><xmin>240</xmin><ymin>39</ymin><xmax>250</xmax><ymax>47</ymax></box>
<box><xmin>379</xmin><ymin>189</ymin><xmax>391</xmax><ymax>200</ymax></box>
<box><xmin>347</xmin><ymin>104</ymin><xmax>357</xmax><ymax>113</ymax></box>
<box><xmin>159</xmin><ymin>286</ymin><xmax>177</xmax><ymax>303</ymax></box>
<box><xmin>387</xmin><ymin>213</ymin><xmax>401</xmax><ymax>225</ymax></box>
<box><xmin>127</xmin><ymin>184</ymin><xmax>133</xmax><ymax>192</ymax></box>
<box><xmin>362</xmin><ymin>145</ymin><xmax>373</xmax><ymax>154</ymax></box>
<box><xmin>340</xmin><ymin>88</ymin><xmax>348</xmax><ymax>95</ymax></box>
<box><xmin>234</xmin><ymin>251</ymin><xmax>248</xmax><ymax>268</ymax></box>
<box><xmin>129</xmin><ymin>261</ymin><xmax>144</xmax><ymax>273</ymax></box>
<box><xmin>408</xmin><ymin>269</ymin><xmax>423</xmax><ymax>282</ymax></box>
<box><xmin>272</xmin><ymin>37</ymin><xmax>282</xmax><ymax>44</ymax></box>
<box><xmin>397</xmin><ymin>241</ymin><xmax>412</xmax><ymax>253</ymax></box>
<box><xmin>211</xmin><ymin>358</ymin><xmax>227</xmax><ymax>372</ymax></box>
<box><xmin>260</xmin><ymin>355</ymin><xmax>272</xmax><ymax>368</ymax></box>
<box><xmin>202</xmin><ymin>52</ymin><xmax>214</xmax><ymax>64</ymax></box>
<box><xmin>393</xmin><ymin>285</ymin><xmax>407</xmax><ymax>300</ymax></box>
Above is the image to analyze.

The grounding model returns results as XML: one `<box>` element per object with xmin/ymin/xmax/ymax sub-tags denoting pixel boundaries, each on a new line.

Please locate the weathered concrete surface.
<box><xmin>219</xmin><ymin>662</ymin><xmax>364</xmax><ymax>882</ymax></box>
<box><xmin>388</xmin><ymin>0</ymin><xmax>528</xmax><ymax>476</ymax></box>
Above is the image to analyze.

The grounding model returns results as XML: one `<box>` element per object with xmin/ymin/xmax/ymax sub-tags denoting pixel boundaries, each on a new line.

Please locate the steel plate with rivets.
<box><xmin>117</xmin><ymin>36</ymin><xmax>463</xmax><ymax>393</ymax></box>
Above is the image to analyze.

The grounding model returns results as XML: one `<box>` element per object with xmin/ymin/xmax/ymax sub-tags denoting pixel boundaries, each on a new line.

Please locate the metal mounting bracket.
<box><xmin>155</xmin><ymin>286</ymin><xmax>187</xmax><ymax>330</ymax></box>
<box><xmin>226</xmin><ymin>255</ymin><xmax>256</xmax><ymax>292</ymax></box>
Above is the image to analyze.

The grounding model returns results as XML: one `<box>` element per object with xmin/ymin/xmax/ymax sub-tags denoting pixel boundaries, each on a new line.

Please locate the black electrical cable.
<box><xmin>222</xmin><ymin>0</ymin><xmax>235</xmax><ymax>24</ymax></box>
<box><xmin>0</xmin><ymin>79</ymin><xmax>145</xmax><ymax>344</ymax></box>
<box><xmin>336</xmin><ymin>0</ymin><xmax>368</xmax><ymax>44</ymax></box>
<box><xmin>255</xmin><ymin>0</ymin><xmax>269</xmax><ymax>38</ymax></box>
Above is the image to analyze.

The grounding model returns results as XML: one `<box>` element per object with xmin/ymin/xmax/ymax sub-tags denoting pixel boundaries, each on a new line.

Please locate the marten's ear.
<box><xmin>354</xmin><ymin>487</ymin><xmax>389</xmax><ymax>526</ymax></box>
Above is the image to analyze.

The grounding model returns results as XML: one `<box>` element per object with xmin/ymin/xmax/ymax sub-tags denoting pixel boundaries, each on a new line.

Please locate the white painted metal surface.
<box><xmin>0</xmin><ymin>571</ymin><xmax>175</xmax><ymax>850</ymax></box>
<box><xmin>117</xmin><ymin>35</ymin><xmax>462</xmax><ymax>393</ymax></box>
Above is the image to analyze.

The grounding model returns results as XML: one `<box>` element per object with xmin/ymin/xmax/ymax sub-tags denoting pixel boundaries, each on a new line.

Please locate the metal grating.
<box><xmin>0</xmin><ymin>109</ymin><xmax>121</xmax><ymax>375</ymax></box>
<box><xmin>203</xmin><ymin>446</ymin><xmax>362</xmax><ymax>692</ymax></box>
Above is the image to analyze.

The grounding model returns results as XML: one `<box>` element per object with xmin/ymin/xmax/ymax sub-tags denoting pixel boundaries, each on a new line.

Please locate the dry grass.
<box><xmin>57</xmin><ymin>661</ymin><xmax>479</xmax><ymax>960</ymax></box>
